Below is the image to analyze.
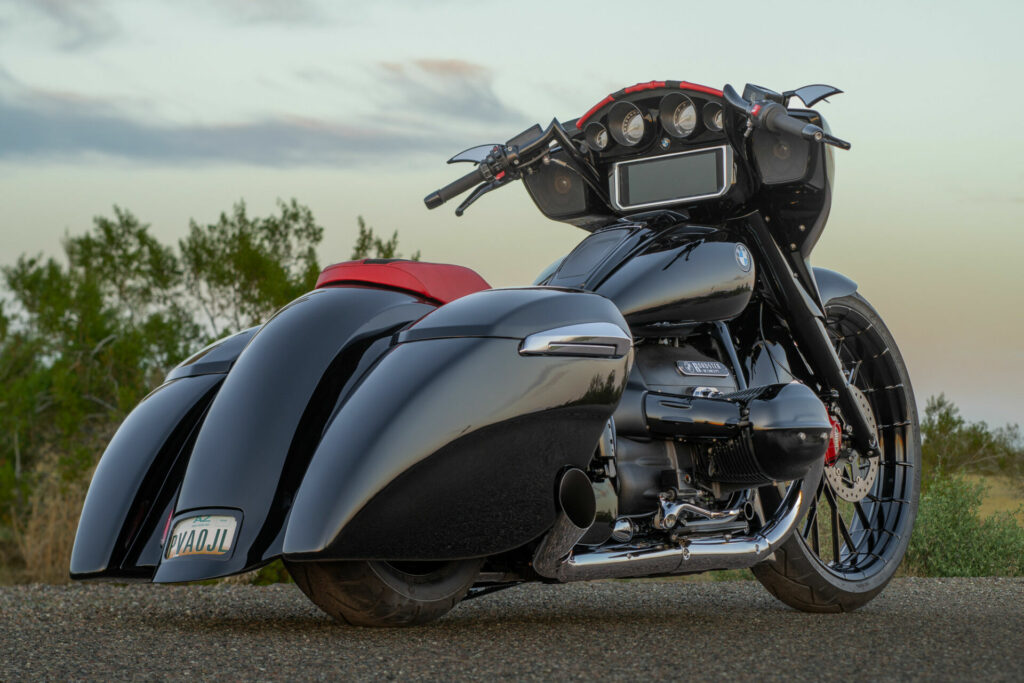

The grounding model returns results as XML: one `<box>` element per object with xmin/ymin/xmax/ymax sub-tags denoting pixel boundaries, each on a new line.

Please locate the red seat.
<box><xmin>315</xmin><ymin>259</ymin><xmax>490</xmax><ymax>304</ymax></box>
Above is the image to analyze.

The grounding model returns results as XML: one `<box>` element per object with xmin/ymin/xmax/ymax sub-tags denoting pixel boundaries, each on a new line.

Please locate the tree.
<box><xmin>0</xmin><ymin>208</ymin><xmax>198</xmax><ymax>509</ymax></box>
<box><xmin>922</xmin><ymin>394</ymin><xmax>1023</xmax><ymax>490</ymax></box>
<box><xmin>351</xmin><ymin>216</ymin><xmax>421</xmax><ymax>261</ymax></box>
<box><xmin>0</xmin><ymin>201</ymin><xmax>420</xmax><ymax>580</ymax></box>
<box><xmin>180</xmin><ymin>199</ymin><xmax>324</xmax><ymax>339</ymax></box>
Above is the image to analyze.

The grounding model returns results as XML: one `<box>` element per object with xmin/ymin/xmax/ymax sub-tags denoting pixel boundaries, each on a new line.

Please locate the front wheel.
<box><xmin>286</xmin><ymin>558</ymin><xmax>483</xmax><ymax>627</ymax></box>
<box><xmin>753</xmin><ymin>293</ymin><xmax>921</xmax><ymax>612</ymax></box>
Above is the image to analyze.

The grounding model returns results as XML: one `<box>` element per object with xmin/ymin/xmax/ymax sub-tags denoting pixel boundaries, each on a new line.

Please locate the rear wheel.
<box><xmin>286</xmin><ymin>558</ymin><xmax>483</xmax><ymax>627</ymax></box>
<box><xmin>753</xmin><ymin>293</ymin><xmax>921</xmax><ymax>612</ymax></box>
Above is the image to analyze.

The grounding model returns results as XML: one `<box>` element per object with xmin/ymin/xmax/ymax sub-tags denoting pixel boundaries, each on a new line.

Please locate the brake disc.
<box><xmin>824</xmin><ymin>386</ymin><xmax>879</xmax><ymax>502</ymax></box>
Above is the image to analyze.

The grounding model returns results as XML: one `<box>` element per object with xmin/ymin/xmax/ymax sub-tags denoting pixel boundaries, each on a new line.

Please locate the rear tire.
<box><xmin>753</xmin><ymin>293</ymin><xmax>921</xmax><ymax>612</ymax></box>
<box><xmin>286</xmin><ymin>558</ymin><xmax>483</xmax><ymax>627</ymax></box>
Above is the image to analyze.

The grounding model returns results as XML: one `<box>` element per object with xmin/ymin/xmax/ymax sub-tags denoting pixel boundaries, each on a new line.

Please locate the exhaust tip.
<box><xmin>558</xmin><ymin>468</ymin><xmax>596</xmax><ymax>530</ymax></box>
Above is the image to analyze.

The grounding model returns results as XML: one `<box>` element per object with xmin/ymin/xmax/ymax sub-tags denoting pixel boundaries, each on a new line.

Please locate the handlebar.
<box><xmin>424</xmin><ymin>165</ymin><xmax>488</xmax><ymax>209</ymax></box>
<box><xmin>722</xmin><ymin>84</ymin><xmax>850</xmax><ymax>150</ymax></box>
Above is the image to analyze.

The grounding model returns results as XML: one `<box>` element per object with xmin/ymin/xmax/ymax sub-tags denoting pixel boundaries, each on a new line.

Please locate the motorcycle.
<box><xmin>71</xmin><ymin>80</ymin><xmax>921</xmax><ymax>626</ymax></box>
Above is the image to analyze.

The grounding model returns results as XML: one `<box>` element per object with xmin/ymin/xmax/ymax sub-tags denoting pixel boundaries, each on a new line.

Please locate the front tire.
<box><xmin>753</xmin><ymin>293</ymin><xmax>921</xmax><ymax>612</ymax></box>
<box><xmin>286</xmin><ymin>558</ymin><xmax>483</xmax><ymax>627</ymax></box>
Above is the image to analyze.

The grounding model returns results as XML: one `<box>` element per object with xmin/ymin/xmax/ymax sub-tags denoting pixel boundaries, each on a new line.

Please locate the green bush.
<box><xmin>905</xmin><ymin>473</ymin><xmax>1024</xmax><ymax>577</ymax></box>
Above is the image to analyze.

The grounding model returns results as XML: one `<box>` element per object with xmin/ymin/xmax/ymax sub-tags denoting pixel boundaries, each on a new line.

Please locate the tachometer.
<box><xmin>608</xmin><ymin>102</ymin><xmax>649</xmax><ymax>147</ymax></box>
<box><xmin>703</xmin><ymin>102</ymin><xmax>724</xmax><ymax>132</ymax></box>
<box><xmin>659</xmin><ymin>93</ymin><xmax>697</xmax><ymax>138</ymax></box>
<box><xmin>585</xmin><ymin>122</ymin><xmax>610</xmax><ymax>151</ymax></box>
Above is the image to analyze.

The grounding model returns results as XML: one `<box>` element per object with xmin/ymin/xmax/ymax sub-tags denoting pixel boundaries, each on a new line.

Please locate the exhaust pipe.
<box><xmin>532</xmin><ymin>468</ymin><xmax>596</xmax><ymax>579</ymax></box>
<box><xmin>533</xmin><ymin>481</ymin><xmax>805</xmax><ymax>582</ymax></box>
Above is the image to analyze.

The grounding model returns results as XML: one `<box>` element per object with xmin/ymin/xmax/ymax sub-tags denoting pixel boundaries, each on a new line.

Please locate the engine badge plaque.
<box><xmin>164</xmin><ymin>515</ymin><xmax>237</xmax><ymax>560</ymax></box>
<box><xmin>676</xmin><ymin>360</ymin><xmax>730</xmax><ymax>377</ymax></box>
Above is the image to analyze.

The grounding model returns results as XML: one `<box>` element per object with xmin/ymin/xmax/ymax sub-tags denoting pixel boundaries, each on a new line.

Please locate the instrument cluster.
<box><xmin>577</xmin><ymin>83</ymin><xmax>728</xmax><ymax>160</ymax></box>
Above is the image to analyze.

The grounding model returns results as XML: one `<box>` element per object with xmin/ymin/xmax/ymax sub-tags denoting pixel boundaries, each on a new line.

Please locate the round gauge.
<box><xmin>658</xmin><ymin>93</ymin><xmax>697</xmax><ymax>138</ymax></box>
<box><xmin>607</xmin><ymin>101</ymin><xmax>648</xmax><ymax>147</ymax></box>
<box><xmin>621</xmin><ymin>109</ymin><xmax>645</xmax><ymax>144</ymax></box>
<box><xmin>703</xmin><ymin>102</ymin><xmax>724</xmax><ymax>132</ymax></box>
<box><xmin>585</xmin><ymin>122</ymin><xmax>610</xmax><ymax>151</ymax></box>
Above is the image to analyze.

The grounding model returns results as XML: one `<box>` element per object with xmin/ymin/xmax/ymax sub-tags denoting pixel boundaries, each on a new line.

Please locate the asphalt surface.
<box><xmin>1</xmin><ymin>577</ymin><xmax>1021</xmax><ymax>681</ymax></box>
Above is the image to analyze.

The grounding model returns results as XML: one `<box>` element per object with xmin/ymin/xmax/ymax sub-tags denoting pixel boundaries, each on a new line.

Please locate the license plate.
<box><xmin>164</xmin><ymin>515</ymin><xmax>237</xmax><ymax>560</ymax></box>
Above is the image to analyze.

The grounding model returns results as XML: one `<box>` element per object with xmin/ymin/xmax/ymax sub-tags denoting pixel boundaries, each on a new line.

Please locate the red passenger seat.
<box><xmin>315</xmin><ymin>259</ymin><xmax>491</xmax><ymax>304</ymax></box>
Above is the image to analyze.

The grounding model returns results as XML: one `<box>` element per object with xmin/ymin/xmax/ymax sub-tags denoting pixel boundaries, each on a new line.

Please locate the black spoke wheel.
<box><xmin>752</xmin><ymin>293</ymin><xmax>921</xmax><ymax>612</ymax></box>
<box><xmin>286</xmin><ymin>558</ymin><xmax>483</xmax><ymax>627</ymax></box>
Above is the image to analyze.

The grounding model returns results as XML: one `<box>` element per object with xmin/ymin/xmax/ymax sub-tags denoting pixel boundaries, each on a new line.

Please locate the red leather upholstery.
<box><xmin>315</xmin><ymin>260</ymin><xmax>491</xmax><ymax>304</ymax></box>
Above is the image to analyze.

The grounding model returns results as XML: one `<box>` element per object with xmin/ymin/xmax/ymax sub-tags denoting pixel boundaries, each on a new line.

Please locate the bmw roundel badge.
<box><xmin>735</xmin><ymin>243</ymin><xmax>752</xmax><ymax>272</ymax></box>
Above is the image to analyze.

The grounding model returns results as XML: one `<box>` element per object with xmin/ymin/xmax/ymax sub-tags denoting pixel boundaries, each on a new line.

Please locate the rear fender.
<box><xmin>70</xmin><ymin>374</ymin><xmax>222</xmax><ymax>579</ymax></box>
<box><xmin>283</xmin><ymin>288</ymin><xmax>632</xmax><ymax>561</ymax></box>
<box><xmin>70</xmin><ymin>326</ymin><xmax>261</xmax><ymax>580</ymax></box>
<box><xmin>153</xmin><ymin>287</ymin><xmax>434</xmax><ymax>583</ymax></box>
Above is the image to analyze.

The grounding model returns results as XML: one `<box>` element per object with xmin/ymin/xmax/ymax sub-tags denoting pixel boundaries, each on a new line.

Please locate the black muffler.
<box><xmin>532</xmin><ymin>468</ymin><xmax>596</xmax><ymax>578</ymax></box>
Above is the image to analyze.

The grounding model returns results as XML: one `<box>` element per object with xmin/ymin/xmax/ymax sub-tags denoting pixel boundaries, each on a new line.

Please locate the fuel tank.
<box><xmin>544</xmin><ymin>222</ymin><xmax>755</xmax><ymax>327</ymax></box>
<box><xmin>595</xmin><ymin>226</ymin><xmax>755</xmax><ymax>326</ymax></box>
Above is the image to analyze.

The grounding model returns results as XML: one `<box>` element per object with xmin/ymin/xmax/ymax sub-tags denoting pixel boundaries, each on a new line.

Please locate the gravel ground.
<box><xmin>1</xmin><ymin>577</ymin><xmax>1021</xmax><ymax>681</ymax></box>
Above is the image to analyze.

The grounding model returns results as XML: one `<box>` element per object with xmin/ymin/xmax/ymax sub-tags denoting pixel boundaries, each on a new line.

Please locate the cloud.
<box><xmin>0</xmin><ymin>58</ymin><xmax>527</xmax><ymax>166</ymax></box>
<box><xmin>203</xmin><ymin>0</ymin><xmax>327</xmax><ymax>25</ymax></box>
<box><xmin>12</xmin><ymin>0</ymin><xmax>118</xmax><ymax>50</ymax></box>
<box><xmin>376</xmin><ymin>59</ymin><xmax>526</xmax><ymax>127</ymax></box>
<box><xmin>0</xmin><ymin>65</ymin><xmax>514</xmax><ymax>166</ymax></box>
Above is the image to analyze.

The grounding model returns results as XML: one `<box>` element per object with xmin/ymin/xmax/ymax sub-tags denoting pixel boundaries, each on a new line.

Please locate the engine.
<box><xmin>586</xmin><ymin>335</ymin><xmax>831</xmax><ymax>544</ymax></box>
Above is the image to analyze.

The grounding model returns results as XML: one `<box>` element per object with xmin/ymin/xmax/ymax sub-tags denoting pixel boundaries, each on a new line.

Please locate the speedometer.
<box><xmin>621</xmin><ymin>109</ymin><xmax>645</xmax><ymax>144</ymax></box>
<box><xmin>659</xmin><ymin>93</ymin><xmax>697</xmax><ymax>138</ymax></box>
<box><xmin>608</xmin><ymin>102</ymin><xmax>649</xmax><ymax>147</ymax></box>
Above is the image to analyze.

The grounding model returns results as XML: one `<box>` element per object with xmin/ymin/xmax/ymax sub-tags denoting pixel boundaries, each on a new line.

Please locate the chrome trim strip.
<box><xmin>610</xmin><ymin>144</ymin><xmax>734</xmax><ymax>212</ymax></box>
<box><xmin>519</xmin><ymin>322</ymin><xmax>632</xmax><ymax>359</ymax></box>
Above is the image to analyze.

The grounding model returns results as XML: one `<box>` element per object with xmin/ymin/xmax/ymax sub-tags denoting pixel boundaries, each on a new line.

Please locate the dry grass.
<box><xmin>10</xmin><ymin>454</ymin><xmax>89</xmax><ymax>584</ymax></box>
<box><xmin>965</xmin><ymin>474</ymin><xmax>1024</xmax><ymax>522</ymax></box>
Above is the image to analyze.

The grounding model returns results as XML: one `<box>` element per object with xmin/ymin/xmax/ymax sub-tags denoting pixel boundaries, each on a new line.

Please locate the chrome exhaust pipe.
<box><xmin>533</xmin><ymin>482</ymin><xmax>805</xmax><ymax>582</ymax></box>
<box><xmin>532</xmin><ymin>468</ymin><xmax>596</xmax><ymax>579</ymax></box>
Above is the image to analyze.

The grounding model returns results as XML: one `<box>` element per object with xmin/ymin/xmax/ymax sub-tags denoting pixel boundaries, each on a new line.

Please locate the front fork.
<box><xmin>744</xmin><ymin>213</ymin><xmax>879</xmax><ymax>457</ymax></box>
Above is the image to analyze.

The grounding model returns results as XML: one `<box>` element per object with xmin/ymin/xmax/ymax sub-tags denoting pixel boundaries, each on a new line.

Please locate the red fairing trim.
<box><xmin>677</xmin><ymin>81</ymin><xmax>724</xmax><ymax>97</ymax></box>
<box><xmin>315</xmin><ymin>260</ymin><xmax>491</xmax><ymax>304</ymax></box>
<box><xmin>577</xmin><ymin>80</ymin><xmax>724</xmax><ymax>128</ymax></box>
<box><xmin>625</xmin><ymin>80</ymin><xmax>666</xmax><ymax>94</ymax></box>
<box><xmin>576</xmin><ymin>95</ymin><xmax>615</xmax><ymax>128</ymax></box>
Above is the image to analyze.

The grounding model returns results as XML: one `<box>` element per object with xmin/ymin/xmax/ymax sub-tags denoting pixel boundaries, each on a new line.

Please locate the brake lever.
<box><xmin>454</xmin><ymin>180</ymin><xmax>505</xmax><ymax>217</ymax></box>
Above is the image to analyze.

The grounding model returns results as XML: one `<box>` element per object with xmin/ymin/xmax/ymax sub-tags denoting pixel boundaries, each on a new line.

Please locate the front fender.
<box><xmin>812</xmin><ymin>267</ymin><xmax>857</xmax><ymax>305</ymax></box>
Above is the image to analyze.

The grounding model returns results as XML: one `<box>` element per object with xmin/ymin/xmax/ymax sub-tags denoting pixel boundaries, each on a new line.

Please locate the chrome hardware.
<box><xmin>532</xmin><ymin>483</ymin><xmax>805</xmax><ymax>581</ymax></box>
<box><xmin>610</xmin><ymin>518</ymin><xmax>634</xmax><ymax>543</ymax></box>
<box><xmin>519</xmin><ymin>323</ymin><xmax>632</xmax><ymax>359</ymax></box>
<box><xmin>654</xmin><ymin>497</ymin><xmax>743</xmax><ymax>530</ymax></box>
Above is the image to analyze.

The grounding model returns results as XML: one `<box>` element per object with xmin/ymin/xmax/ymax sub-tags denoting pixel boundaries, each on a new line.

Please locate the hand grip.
<box><xmin>761</xmin><ymin>103</ymin><xmax>824</xmax><ymax>142</ymax></box>
<box><xmin>424</xmin><ymin>167</ymin><xmax>486</xmax><ymax>209</ymax></box>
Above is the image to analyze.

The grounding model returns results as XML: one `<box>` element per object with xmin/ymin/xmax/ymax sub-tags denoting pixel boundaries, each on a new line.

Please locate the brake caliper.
<box><xmin>824</xmin><ymin>415</ymin><xmax>843</xmax><ymax>467</ymax></box>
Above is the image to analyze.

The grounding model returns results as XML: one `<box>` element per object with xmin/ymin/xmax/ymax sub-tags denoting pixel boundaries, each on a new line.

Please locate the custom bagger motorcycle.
<box><xmin>72</xmin><ymin>81</ymin><xmax>921</xmax><ymax>626</ymax></box>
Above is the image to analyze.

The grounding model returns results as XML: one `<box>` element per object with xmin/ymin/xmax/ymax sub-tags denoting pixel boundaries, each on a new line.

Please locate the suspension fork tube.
<box><xmin>744</xmin><ymin>213</ymin><xmax>879</xmax><ymax>457</ymax></box>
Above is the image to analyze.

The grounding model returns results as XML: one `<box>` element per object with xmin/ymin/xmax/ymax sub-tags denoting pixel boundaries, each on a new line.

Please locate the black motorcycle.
<box><xmin>71</xmin><ymin>80</ymin><xmax>921</xmax><ymax>626</ymax></box>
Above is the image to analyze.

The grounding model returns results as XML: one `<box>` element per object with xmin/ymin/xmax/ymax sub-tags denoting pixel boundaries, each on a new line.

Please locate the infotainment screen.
<box><xmin>612</xmin><ymin>146</ymin><xmax>731</xmax><ymax>210</ymax></box>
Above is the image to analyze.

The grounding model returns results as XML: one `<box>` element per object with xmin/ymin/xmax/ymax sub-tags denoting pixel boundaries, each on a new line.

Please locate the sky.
<box><xmin>0</xmin><ymin>0</ymin><xmax>1022</xmax><ymax>425</ymax></box>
